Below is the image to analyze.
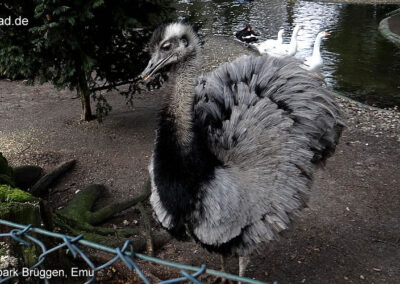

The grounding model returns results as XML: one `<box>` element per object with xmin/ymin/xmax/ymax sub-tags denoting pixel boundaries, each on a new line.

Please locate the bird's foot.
<box><xmin>205</xmin><ymin>276</ymin><xmax>233</xmax><ymax>284</ymax></box>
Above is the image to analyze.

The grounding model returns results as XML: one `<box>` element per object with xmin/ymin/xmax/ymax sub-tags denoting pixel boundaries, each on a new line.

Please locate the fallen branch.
<box><xmin>30</xmin><ymin>160</ymin><xmax>76</xmax><ymax>197</ymax></box>
<box><xmin>137</xmin><ymin>201</ymin><xmax>154</xmax><ymax>256</ymax></box>
<box><xmin>53</xmin><ymin>179</ymin><xmax>167</xmax><ymax>253</ymax></box>
<box><xmin>89</xmin><ymin>180</ymin><xmax>151</xmax><ymax>225</ymax></box>
<box><xmin>58</xmin><ymin>180</ymin><xmax>151</xmax><ymax>226</ymax></box>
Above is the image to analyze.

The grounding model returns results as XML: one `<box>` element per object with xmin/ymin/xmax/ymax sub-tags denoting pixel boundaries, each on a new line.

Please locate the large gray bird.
<box><xmin>141</xmin><ymin>22</ymin><xmax>345</xmax><ymax>279</ymax></box>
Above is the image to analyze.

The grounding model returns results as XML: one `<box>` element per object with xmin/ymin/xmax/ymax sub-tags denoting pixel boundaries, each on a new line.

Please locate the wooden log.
<box><xmin>30</xmin><ymin>160</ymin><xmax>76</xmax><ymax>197</ymax></box>
<box><xmin>88</xmin><ymin>180</ymin><xmax>150</xmax><ymax>225</ymax></box>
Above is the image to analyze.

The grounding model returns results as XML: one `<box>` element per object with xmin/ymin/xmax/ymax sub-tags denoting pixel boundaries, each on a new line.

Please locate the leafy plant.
<box><xmin>0</xmin><ymin>0</ymin><xmax>174</xmax><ymax>121</ymax></box>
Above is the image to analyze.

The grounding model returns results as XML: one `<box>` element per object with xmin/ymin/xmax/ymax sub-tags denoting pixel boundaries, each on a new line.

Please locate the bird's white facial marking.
<box><xmin>164</xmin><ymin>23</ymin><xmax>186</xmax><ymax>41</ymax></box>
<box><xmin>161</xmin><ymin>41</ymin><xmax>172</xmax><ymax>51</ymax></box>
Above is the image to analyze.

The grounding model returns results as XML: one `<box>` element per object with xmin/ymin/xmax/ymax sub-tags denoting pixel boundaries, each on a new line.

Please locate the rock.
<box><xmin>0</xmin><ymin>152</ymin><xmax>15</xmax><ymax>187</ymax></box>
<box><xmin>0</xmin><ymin>152</ymin><xmax>13</xmax><ymax>176</ymax></box>
<box><xmin>0</xmin><ymin>184</ymin><xmax>37</xmax><ymax>203</ymax></box>
<box><xmin>0</xmin><ymin>174</ymin><xmax>15</xmax><ymax>188</ymax></box>
<box><xmin>13</xmin><ymin>165</ymin><xmax>44</xmax><ymax>190</ymax></box>
<box><xmin>0</xmin><ymin>186</ymin><xmax>42</xmax><ymax>269</ymax></box>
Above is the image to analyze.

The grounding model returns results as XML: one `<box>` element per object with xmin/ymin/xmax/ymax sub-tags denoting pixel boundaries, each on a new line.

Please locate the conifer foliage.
<box><xmin>0</xmin><ymin>0</ymin><xmax>173</xmax><ymax>121</ymax></box>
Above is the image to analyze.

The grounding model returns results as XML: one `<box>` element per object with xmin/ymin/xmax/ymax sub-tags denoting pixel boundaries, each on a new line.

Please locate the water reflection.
<box><xmin>175</xmin><ymin>0</ymin><xmax>400</xmax><ymax>108</ymax></box>
<box><xmin>325</xmin><ymin>4</ymin><xmax>400</xmax><ymax>107</ymax></box>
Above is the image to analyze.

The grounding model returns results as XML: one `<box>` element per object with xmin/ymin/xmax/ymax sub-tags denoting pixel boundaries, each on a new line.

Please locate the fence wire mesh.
<box><xmin>0</xmin><ymin>219</ymin><xmax>272</xmax><ymax>284</ymax></box>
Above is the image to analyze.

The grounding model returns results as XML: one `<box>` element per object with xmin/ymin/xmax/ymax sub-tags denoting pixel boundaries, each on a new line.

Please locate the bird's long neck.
<box><xmin>153</xmin><ymin>51</ymin><xmax>221</xmax><ymax>230</ymax></box>
<box><xmin>163</xmin><ymin>53</ymin><xmax>201</xmax><ymax>149</ymax></box>
<box><xmin>312</xmin><ymin>34</ymin><xmax>323</xmax><ymax>59</ymax></box>
<box><xmin>289</xmin><ymin>26</ymin><xmax>299</xmax><ymax>53</ymax></box>
<box><xmin>277</xmin><ymin>30</ymin><xmax>284</xmax><ymax>44</ymax></box>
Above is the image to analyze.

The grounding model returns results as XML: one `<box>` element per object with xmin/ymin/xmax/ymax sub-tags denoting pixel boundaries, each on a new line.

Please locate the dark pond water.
<box><xmin>175</xmin><ymin>0</ymin><xmax>400</xmax><ymax>108</ymax></box>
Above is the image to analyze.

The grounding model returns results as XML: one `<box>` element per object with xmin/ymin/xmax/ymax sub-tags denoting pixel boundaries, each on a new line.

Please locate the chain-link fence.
<box><xmin>0</xmin><ymin>219</ymin><xmax>272</xmax><ymax>284</ymax></box>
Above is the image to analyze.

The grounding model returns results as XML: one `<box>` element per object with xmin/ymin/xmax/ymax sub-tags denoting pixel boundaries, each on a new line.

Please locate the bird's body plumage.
<box><xmin>300</xmin><ymin>31</ymin><xmax>329</xmax><ymax>72</ymax></box>
<box><xmin>141</xmin><ymin>23</ymin><xmax>344</xmax><ymax>276</ymax></box>
<box><xmin>264</xmin><ymin>24</ymin><xmax>302</xmax><ymax>57</ymax></box>
<box><xmin>235</xmin><ymin>26</ymin><xmax>259</xmax><ymax>43</ymax></box>
<box><xmin>253</xmin><ymin>29</ymin><xmax>284</xmax><ymax>54</ymax></box>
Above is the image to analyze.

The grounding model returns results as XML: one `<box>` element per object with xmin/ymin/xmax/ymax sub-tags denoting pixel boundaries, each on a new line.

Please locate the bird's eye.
<box><xmin>161</xmin><ymin>42</ymin><xmax>171</xmax><ymax>51</ymax></box>
<box><xmin>181</xmin><ymin>36</ymin><xmax>188</xmax><ymax>47</ymax></box>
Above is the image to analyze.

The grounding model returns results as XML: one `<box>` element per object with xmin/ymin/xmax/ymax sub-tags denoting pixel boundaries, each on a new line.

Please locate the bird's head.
<box><xmin>141</xmin><ymin>22</ymin><xmax>200</xmax><ymax>81</ymax></box>
<box><xmin>294</xmin><ymin>24</ymin><xmax>305</xmax><ymax>33</ymax></box>
<box><xmin>320</xmin><ymin>31</ymin><xmax>330</xmax><ymax>38</ymax></box>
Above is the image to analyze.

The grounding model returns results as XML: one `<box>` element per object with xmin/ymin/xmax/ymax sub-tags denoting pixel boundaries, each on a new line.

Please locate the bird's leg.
<box><xmin>218</xmin><ymin>255</ymin><xmax>234</xmax><ymax>284</ymax></box>
<box><xmin>220</xmin><ymin>255</ymin><xmax>228</xmax><ymax>273</ymax></box>
<box><xmin>239</xmin><ymin>256</ymin><xmax>250</xmax><ymax>277</ymax></box>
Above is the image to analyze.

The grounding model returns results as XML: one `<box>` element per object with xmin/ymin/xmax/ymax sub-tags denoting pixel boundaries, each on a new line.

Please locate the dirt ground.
<box><xmin>0</xmin><ymin>36</ymin><xmax>399</xmax><ymax>283</ymax></box>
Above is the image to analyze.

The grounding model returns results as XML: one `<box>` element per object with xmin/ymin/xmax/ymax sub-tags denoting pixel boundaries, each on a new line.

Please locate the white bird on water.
<box><xmin>266</xmin><ymin>24</ymin><xmax>303</xmax><ymax>57</ymax></box>
<box><xmin>140</xmin><ymin>22</ymin><xmax>344</xmax><ymax>280</ymax></box>
<box><xmin>300</xmin><ymin>31</ymin><xmax>330</xmax><ymax>72</ymax></box>
<box><xmin>252</xmin><ymin>28</ymin><xmax>284</xmax><ymax>53</ymax></box>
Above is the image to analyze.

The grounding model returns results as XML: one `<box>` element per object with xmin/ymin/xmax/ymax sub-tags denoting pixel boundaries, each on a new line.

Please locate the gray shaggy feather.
<box><xmin>191</xmin><ymin>54</ymin><xmax>345</xmax><ymax>255</ymax></box>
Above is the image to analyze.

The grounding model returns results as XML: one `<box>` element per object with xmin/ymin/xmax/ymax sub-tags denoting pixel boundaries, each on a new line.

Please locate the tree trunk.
<box><xmin>77</xmin><ymin>62</ymin><xmax>94</xmax><ymax>121</ymax></box>
<box><xmin>80</xmin><ymin>90</ymin><xmax>93</xmax><ymax>121</ymax></box>
<box><xmin>78</xmin><ymin>81</ymin><xmax>94</xmax><ymax>121</ymax></box>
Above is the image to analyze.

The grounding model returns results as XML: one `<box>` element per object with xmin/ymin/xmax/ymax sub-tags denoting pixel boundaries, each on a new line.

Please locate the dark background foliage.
<box><xmin>0</xmin><ymin>0</ymin><xmax>174</xmax><ymax>120</ymax></box>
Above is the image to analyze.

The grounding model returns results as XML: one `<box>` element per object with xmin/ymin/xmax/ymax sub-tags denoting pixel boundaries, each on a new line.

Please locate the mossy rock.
<box><xmin>0</xmin><ymin>185</ymin><xmax>37</xmax><ymax>203</ymax></box>
<box><xmin>0</xmin><ymin>189</ymin><xmax>42</xmax><ymax>272</ymax></box>
<box><xmin>0</xmin><ymin>201</ymin><xmax>41</xmax><ymax>229</ymax></box>
<box><xmin>13</xmin><ymin>165</ymin><xmax>44</xmax><ymax>190</ymax></box>
<box><xmin>0</xmin><ymin>185</ymin><xmax>40</xmax><ymax>239</ymax></box>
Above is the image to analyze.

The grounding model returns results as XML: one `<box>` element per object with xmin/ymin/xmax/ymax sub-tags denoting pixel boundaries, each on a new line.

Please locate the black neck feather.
<box><xmin>152</xmin><ymin>109</ymin><xmax>221</xmax><ymax>237</ymax></box>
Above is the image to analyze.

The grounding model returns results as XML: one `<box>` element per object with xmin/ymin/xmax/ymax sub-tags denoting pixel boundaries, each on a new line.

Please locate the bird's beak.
<box><xmin>140</xmin><ymin>53</ymin><xmax>174</xmax><ymax>81</ymax></box>
<box><xmin>324</xmin><ymin>32</ymin><xmax>330</xmax><ymax>37</ymax></box>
